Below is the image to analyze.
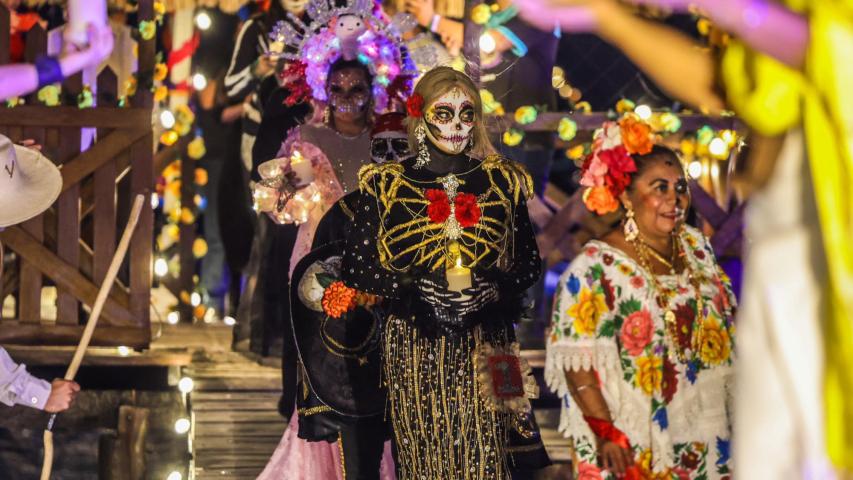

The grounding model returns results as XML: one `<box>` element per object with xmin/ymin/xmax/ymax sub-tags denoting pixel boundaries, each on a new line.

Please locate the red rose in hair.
<box><xmin>598</xmin><ymin>146</ymin><xmax>636</xmax><ymax>196</ymax></box>
<box><xmin>425</xmin><ymin>188</ymin><xmax>450</xmax><ymax>223</ymax></box>
<box><xmin>454</xmin><ymin>192</ymin><xmax>481</xmax><ymax>227</ymax></box>
<box><xmin>406</xmin><ymin>93</ymin><xmax>425</xmax><ymax>118</ymax></box>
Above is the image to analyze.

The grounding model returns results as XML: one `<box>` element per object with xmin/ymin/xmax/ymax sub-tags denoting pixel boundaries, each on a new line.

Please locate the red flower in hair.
<box><xmin>425</xmin><ymin>189</ymin><xmax>450</xmax><ymax>223</ymax></box>
<box><xmin>406</xmin><ymin>93</ymin><xmax>425</xmax><ymax>118</ymax></box>
<box><xmin>454</xmin><ymin>193</ymin><xmax>481</xmax><ymax>227</ymax></box>
<box><xmin>598</xmin><ymin>145</ymin><xmax>636</xmax><ymax>196</ymax></box>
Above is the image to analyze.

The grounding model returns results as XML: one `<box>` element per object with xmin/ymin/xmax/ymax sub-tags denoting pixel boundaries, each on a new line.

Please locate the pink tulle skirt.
<box><xmin>257</xmin><ymin>412</ymin><xmax>397</xmax><ymax>480</ymax></box>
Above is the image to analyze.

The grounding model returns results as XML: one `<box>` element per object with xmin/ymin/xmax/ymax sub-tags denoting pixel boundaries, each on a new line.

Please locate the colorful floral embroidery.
<box><xmin>620</xmin><ymin>309</ymin><xmax>653</xmax><ymax>356</ymax></box>
<box><xmin>635</xmin><ymin>354</ymin><xmax>663</xmax><ymax>395</ymax></box>
<box><xmin>548</xmin><ymin>226</ymin><xmax>736</xmax><ymax>479</ymax></box>
<box><xmin>567</xmin><ymin>287</ymin><xmax>608</xmax><ymax>336</ymax></box>
<box><xmin>699</xmin><ymin>318</ymin><xmax>732</xmax><ymax>365</ymax></box>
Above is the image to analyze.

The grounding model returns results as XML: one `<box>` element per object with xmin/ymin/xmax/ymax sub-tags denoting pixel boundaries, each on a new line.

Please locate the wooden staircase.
<box><xmin>186</xmin><ymin>353</ymin><xmax>285</xmax><ymax>479</ymax></box>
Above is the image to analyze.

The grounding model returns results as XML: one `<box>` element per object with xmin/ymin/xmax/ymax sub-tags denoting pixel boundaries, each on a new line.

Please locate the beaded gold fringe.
<box><xmin>384</xmin><ymin>317</ymin><xmax>511</xmax><ymax>480</ymax></box>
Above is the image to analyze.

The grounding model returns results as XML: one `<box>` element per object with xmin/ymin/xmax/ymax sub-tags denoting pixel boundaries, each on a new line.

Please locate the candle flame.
<box><xmin>291</xmin><ymin>150</ymin><xmax>303</xmax><ymax>163</ymax></box>
<box><xmin>455</xmin><ymin>257</ymin><xmax>462</xmax><ymax>268</ymax></box>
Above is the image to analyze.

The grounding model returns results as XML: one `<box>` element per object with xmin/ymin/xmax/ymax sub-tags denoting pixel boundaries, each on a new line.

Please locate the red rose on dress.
<box><xmin>454</xmin><ymin>192</ymin><xmax>481</xmax><ymax>227</ymax></box>
<box><xmin>406</xmin><ymin>93</ymin><xmax>425</xmax><ymax>118</ymax></box>
<box><xmin>619</xmin><ymin>309</ymin><xmax>653</xmax><ymax>356</ymax></box>
<box><xmin>673</xmin><ymin>303</ymin><xmax>696</xmax><ymax>351</ymax></box>
<box><xmin>680</xmin><ymin>450</ymin><xmax>700</xmax><ymax>470</ymax></box>
<box><xmin>425</xmin><ymin>188</ymin><xmax>450</xmax><ymax>223</ymax></box>
<box><xmin>662</xmin><ymin>356</ymin><xmax>679</xmax><ymax>403</ymax></box>
<box><xmin>695</xmin><ymin>249</ymin><xmax>706</xmax><ymax>260</ymax></box>
<box><xmin>630</xmin><ymin>276</ymin><xmax>645</xmax><ymax>289</ymax></box>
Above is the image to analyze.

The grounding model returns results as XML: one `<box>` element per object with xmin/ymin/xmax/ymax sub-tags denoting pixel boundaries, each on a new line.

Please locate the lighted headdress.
<box><xmin>579</xmin><ymin>115</ymin><xmax>655</xmax><ymax>215</ymax></box>
<box><xmin>269</xmin><ymin>0</ymin><xmax>417</xmax><ymax>111</ymax></box>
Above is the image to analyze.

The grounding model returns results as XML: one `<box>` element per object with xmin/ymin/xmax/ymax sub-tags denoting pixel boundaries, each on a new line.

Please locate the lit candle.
<box><xmin>446</xmin><ymin>257</ymin><xmax>472</xmax><ymax>293</ymax></box>
<box><xmin>289</xmin><ymin>151</ymin><xmax>314</xmax><ymax>187</ymax></box>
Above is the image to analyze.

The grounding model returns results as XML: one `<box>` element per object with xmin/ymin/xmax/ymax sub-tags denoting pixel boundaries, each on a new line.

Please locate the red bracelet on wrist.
<box><xmin>583</xmin><ymin>415</ymin><xmax>643</xmax><ymax>480</ymax></box>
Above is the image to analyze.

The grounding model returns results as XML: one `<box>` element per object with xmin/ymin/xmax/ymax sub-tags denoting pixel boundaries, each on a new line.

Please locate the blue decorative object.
<box><xmin>653</xmin><ymin>407</ymin><xmax>669</xmax><ymax>430</ymax></box>
<box><xmin>567</xmin><ymin>274</ymin><xmax>581</xmax><ymax>295</ymax></box>
<box><xmin>716</xmin><ymin>437</ymin><xmax>730</xmax><ymax>466</ymax></box>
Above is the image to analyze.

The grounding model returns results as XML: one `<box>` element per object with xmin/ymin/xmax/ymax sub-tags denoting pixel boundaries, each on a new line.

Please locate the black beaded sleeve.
<box><xmin>498</xmin><ymin>196</ymin><xmax>542</xmax><ymax>293</ymax></box>
<box><xmin>340</xmin><ymin>191</ymin><xmax>414</xmax><ymax>298</ymax></box>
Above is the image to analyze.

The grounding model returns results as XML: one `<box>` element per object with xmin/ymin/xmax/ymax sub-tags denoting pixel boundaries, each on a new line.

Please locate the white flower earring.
<box><xmin>624</xmin><ymin>206</ymin><xmax>639</xmax><ymax>241</ymax></box>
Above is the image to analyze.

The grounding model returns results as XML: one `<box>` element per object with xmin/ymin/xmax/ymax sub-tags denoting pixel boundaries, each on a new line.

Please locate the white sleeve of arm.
<box><xmin>0</xmin><ymin>347</ymin><xmax>51</xmax><ymax>410</ymax></box>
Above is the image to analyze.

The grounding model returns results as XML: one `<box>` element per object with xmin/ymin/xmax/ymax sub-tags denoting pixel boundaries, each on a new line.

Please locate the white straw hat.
<box><xmin>0</xmin><ymin>134</ymin><xmax>62</xmax><ymax>228</ymax></box>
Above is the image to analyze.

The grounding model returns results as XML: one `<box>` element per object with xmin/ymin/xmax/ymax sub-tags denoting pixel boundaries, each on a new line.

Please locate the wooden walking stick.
<box><xmin>40</xmin><ymin>194</ymin><xmax>145</xmax><ymax>480</ymax></box>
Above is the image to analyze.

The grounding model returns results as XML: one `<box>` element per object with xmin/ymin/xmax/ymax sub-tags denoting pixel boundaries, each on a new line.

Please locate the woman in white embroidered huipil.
<box><xmin>546</xmin><ymin>121</ymin><xmax>736</xmax><ymax>480</ymax></box>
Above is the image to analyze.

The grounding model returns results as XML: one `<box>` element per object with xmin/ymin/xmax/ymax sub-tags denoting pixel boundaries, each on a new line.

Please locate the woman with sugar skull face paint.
<box><xmin>342</xmin><ymin>67</ymin><xmax>550</xmax><ymax>479</ymax></box>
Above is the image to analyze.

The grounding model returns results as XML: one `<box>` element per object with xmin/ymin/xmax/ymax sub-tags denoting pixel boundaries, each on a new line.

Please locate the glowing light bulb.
<box><xmin>160</xmin><ymin>110</ymin><xmax>176</xmax><ymax>129</ymax></box>
<box><xmin>192</xmin><ymin>73</ymin><xmax>207</xmax><ymax>91</ymax></box>
<box><xmin>634</xmin><ymin>104</ymin><xmax>652</xmax><ymax>120</ymax></box>
<box><xmin>709</xmin><ymin>137</ymin><xmax>728</xmax><ymax>158</ymax></box>
<box><xmin>223</xmin><ymin>316</ymin><xmax>237</xmax><ymax>326</ymax></box>
<box><xmin>151</xmin><ymin>193</ymin><xmax>160</xmax><ymax>209</ymax></box>
<box><xmin>190</xmin><ymin>292</ymin><xmax>202</xmax><ymax>307</ymax></box>
<box><xmin>479</xmin><ymin>33</ymin><xmax>496</xmax><ymax>54</ymax></box>
<box><xmin>178</xmin><ymin>377</ymin><xmax>194</xmax><ymax>393</ymax></box>
<box><xmin>117</xmin><ymin>346</ymin><xmax>131</xmax><ymax>357</ymax></box>
<box><xmin>154</xmin><ymin>258</ymin><xmax>169</xmax><ymax>277</ymax></box>
<box><xmin>166</xmin><ymin>472</ymin><xmax>182</xmax><ymax>480</ymax></box>
<box><xmin>194</xmin><ymin>11</ymin><xmax>212</xmax><ymax>30</ymax></box>
<box><xmin>174</xmin><ymin>418</ymin><xmax>191</xmax><ymax>434</ymax></box>
<box><xmin>167</xmin><ymin>311</ymin><xmax>180</xmax><ymax>325</ymax></box>
<box><xmin>688</xmin><ymin>160</ymin><xmax>703</xmax><ymax>179</ymax></box>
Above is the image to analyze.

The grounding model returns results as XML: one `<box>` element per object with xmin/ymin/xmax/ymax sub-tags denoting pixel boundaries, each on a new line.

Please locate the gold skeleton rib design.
<box><xmin>357</xmin><ymin>155</ymin><xmax>533</xmax><ymax>273</ymax></box>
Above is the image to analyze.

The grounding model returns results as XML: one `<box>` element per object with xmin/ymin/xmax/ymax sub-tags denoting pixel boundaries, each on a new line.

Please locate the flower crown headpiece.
<box><xmin>270</xmin><ymin>0</ymin><xmax>417</xmax><ymax>111</ymax></box>
<box><xmin>579</xmin><ymin>114</ymin><xmax>655</xmax><ymax>215</ymax></box>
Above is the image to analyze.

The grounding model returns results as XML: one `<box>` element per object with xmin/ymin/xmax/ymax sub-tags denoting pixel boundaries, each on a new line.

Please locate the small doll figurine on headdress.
<box><xmin>269</xmin><ymin>0</ymin><xmax>417</xmax><ymax>111</ymax></box>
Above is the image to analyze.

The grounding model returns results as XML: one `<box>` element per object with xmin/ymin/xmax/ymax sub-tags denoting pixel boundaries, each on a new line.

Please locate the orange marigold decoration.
<box><xmin>322</xmin><ymin>281</ymin><xmax>358</xmax><ymax>319</ymax></box>
<box><xmin>619</xmin><ymin>115</ymin><xmax>654</xmax><ymax>155</ymax></box>
<box><xmin>583</xmin><ymin>186</ymin><xmax>620</xmax><ymax>215</ymax></box>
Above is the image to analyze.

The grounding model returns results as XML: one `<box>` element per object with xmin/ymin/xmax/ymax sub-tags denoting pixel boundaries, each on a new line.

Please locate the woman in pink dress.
<box><xmin>253</xmin><ymin>0</ymin><xmax>415</xmax><ymax>476</ymax></box>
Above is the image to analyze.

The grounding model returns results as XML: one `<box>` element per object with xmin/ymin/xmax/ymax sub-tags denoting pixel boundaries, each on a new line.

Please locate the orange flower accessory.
<box><xmin>583</xmin><ymin>186</ymin><xmax>619</xmax><ymax>215</ymax></box>
<box><xmin>619</xmin><ymin>115</ymin><xmax>654</xmax><ymax>155</ymax></box>
<box><xmin>322</xmin><ymin>281</ymin><xmax>358</xmax><ymax>319</ymax></box>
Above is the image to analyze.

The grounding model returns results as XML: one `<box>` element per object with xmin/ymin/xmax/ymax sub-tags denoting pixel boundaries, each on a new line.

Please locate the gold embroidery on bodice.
<box><xmin>358</xmin><ymin>155</ymin><xmax>533</xmax><ymax>273</ymax></box>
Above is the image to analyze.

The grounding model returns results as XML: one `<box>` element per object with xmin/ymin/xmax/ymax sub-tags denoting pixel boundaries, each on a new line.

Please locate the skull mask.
<box><xmin>370</xmin><ymin>113</ymin><xmax>409</xmax><ymax>164</ymax></box>
<box><xmin>424</xmin><ymin>88</ymin><xmax>475</xmax><ymax>155</ymax></box>
<box><xmin>327</xmin><ymin>65</ymin><xmax>371</xmax><ymax>117</ymax></box>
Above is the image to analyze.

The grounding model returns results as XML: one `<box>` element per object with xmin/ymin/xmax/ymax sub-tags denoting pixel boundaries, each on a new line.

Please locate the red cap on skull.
<box><xmin>371</xmin><ymin>112</ymin><xmax>407</xmax><ymax>138</ymax></box>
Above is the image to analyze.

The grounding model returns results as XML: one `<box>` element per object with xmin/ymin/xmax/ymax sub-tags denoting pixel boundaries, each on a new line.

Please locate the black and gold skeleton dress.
<box><xmin>342</xmin><ymin>154</ymin><xmax>541</xmax><ymax>479</ymax></box>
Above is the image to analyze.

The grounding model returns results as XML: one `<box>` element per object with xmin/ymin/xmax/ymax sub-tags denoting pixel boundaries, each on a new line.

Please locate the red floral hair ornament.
<box><xmin>406</xmin><ymin>92</ymin><xmax>425</xmax><ymax>118</ymax></box>
<box><xmin>579</xmin><ymin>114</ymin><xmax>654</xmax><ymax>215</ymax></box>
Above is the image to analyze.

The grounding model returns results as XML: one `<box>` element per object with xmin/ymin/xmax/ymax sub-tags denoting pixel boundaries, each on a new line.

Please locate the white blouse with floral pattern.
<box><xmin>546</xmin><ymin>226</ymin><xmax>737</xmax><ymax>479</ymax></box>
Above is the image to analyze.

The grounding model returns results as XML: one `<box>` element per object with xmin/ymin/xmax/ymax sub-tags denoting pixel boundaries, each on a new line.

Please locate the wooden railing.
<box><xmin>0</xmin><ymin>1</ymin><xmax>155</xmax><ymax>348</ymax></box>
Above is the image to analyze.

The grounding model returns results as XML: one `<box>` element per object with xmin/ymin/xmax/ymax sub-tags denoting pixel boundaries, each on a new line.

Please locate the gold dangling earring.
<box><xmin>323</xmin><ymin>105</ymin><xmax>331</xmax><ymax>126</ymax></box>
<box><xmin>414</xmin><ymin>122</ymin><xmax>430</xmax><ymax>169</ymax></box>
<box><xmin>624</xmin><ymin>206</ymin><xmax>639</xmax><ymax>241</ymax></box>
